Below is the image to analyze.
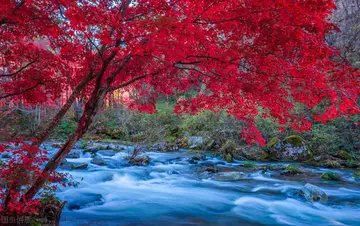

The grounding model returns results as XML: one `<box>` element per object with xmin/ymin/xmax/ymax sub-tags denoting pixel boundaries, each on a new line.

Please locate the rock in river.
<box><xmin>91</xmin><ymin>155</ymin><xmax>106</xmax><ymax>166</ymax></box>
<box><xmin>214</xmin><ymin>172</ymin><xmax>246</xmax><ymax>181</ymax></box>
<box><xmin>130</xmin><ymin>155</ymin><xmax>151</xmax><ymax>166</ymax></box>
<box><xmin>300</xmin><ymin>183</ymin><xmax>328</xmax><ymax>202</ymax></box>
<box><xmin>66</xmin><ymin>149</ymin><xmax>81</xmax><ymax>158</ymax></box>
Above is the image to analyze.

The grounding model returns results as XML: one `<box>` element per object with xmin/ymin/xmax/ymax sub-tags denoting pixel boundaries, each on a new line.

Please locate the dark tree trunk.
<box><xmin>33</xmin><ymin>71</ymin><xmax>96</xmax><ymax>146</ymax></box>
<box><xmin>24</xmin><ymin>87</ymin><xmax>107</xmax><ymax>200</ymax></box>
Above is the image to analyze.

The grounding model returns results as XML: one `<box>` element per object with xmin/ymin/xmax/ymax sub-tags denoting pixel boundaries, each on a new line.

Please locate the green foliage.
<box><xmin>304</xmin><ymin>116</ymin><xmax>360</xmax><ymax>154</ymax></box>
<box><xmin>255</xmin><ymin>113</ymin><xmax>280</xmax><ymax>141</ymax></box>
<box><xmin>40</xmin><ymin>195</ymin><xmax>62</xmax><ymax>206</ymax></box>
<box><xmin>304</xmin><ymin>124</ymin><xmax>341</xmax><ymax>154</ymax></box>
<box><xmin>321</xmin><ymin>172</ymin><xmax>341</xmax><ymax>181</ymax></box>
<box><xmin>53</xmin><ymin>119</ymin><xmax>77</xmax><ymax>139</ymax></box>
<box><xmin>243</xmin><ymin>161</ymin><xmax>256</xmax><ymax>168</ymax></box>
<box><xmin>345</xmin><ymin>159</ymin><xmax>360</xmax><ymax>168</ymax></box>
<box><xmin>180</xmin><ymin>110</ymin><xmax>220</xmax><ymax>136</ymax></box>
<box><xmin>80</xmin><ymin>140</ymin><xmax>87</xmax><ymax>149</ymax></box>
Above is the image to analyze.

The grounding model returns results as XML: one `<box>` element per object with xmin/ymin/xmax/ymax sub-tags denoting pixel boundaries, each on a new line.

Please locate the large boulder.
<box><xmin>267</xmin><ymin>136</ymin><xmax>312</xmax><ymax>161</ymax></box>
<box><xmin>220</xmin><ymin>140</ymin><xmax>266</xmax><ymax>161</ymax></box>
<box><xmin>84</xmin><ymin>146</ymin><xmax>100</xmax><ymax>153</ymax></box>
<box><xmin>66</xmin><ymin>149</ymin><xmax>81</xmax><ymax>158</ymax></box>
<box><xmin>333</xmin><ymin>150</ymin><xmax>351</xmax><ymax>160</ymax></box>
<box><xmin>60</xmin><ymin>160</ymin><xmax>88</xmax><ymax>170</ymax></box>
<box><xmin>214</xmin><ymin>172</ymin><xmax>246</xmax><ymax>181</ymax></box>
<box><xmin>188</xmin><ymin>155</ymin><xmax>206</xmax><ymax>164</ymax></box>
<box><xmin>300</xmin><ymin>183</ymin><xmax>328</xmax><ymax>202</ymax></box>
<box><xmin>84</xmin><ymin>143</ymin><xmax>110</xmax><ymax>153</ymax></box>
<box><xmin>234</xmin><ymin>146</ymin><xmax>268</xmax><ymax>161</ymax></box>
<box><xmin>67</xmin><ymin>193</ymin><xmax>104</xmax><ymax>211</ymax></box>
<box><xmin>91</xmin><ymin>155</ymin><xmax>106</xmax><ymax>166</ymax></box>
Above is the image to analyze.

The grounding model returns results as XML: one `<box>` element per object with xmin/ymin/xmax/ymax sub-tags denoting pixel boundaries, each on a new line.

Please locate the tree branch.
<box><xmin>0</xmin><ymin>81</ymin><xmax>45</xmax><ymax>99</ymax></box>
<box><xmin>108</xmin><ymin>73</ymin><xmax>159</xmax><ymax>92</ymax></box>
<box><xmin>0</xmin><ymin>59</ymin><xmax>37</xmax><ymax>77</ymax></box>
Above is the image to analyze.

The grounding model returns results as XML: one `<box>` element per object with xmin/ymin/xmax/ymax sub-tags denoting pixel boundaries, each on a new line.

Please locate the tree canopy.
<box><xmin>2</xmin><ymin>0</ymin><xmax>359</xmax><ymax>144</ymax></box>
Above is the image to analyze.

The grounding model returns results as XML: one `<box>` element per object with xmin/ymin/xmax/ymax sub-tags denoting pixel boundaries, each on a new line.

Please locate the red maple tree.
<box><xmin>1</xmin><ymin>0</ymin><xmax>359</xmax><ymax>215</ymax></box>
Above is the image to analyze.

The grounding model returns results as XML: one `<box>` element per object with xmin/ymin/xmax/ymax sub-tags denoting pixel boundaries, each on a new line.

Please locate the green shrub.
<box><xmin>53</xmin><ymin>120</ymin><xmax>77</xmax><ymax>139</ymax></box>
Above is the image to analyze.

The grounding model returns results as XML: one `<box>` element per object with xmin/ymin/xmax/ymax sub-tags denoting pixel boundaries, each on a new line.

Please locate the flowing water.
<box><xmin>46</xmin><ymin>145</ymin><xmax>360</xmax><ymax>226</ymax></box>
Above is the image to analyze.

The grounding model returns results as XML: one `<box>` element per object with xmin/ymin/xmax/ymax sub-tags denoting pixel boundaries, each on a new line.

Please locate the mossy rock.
<box><xmin>220</xmin><ymin>140</ymin><xmax>236</xmax><ymax>154</ymax></box>
<box><xmin>223</xmin><ymin>153</ymin><xmax>233</xmax><ymax>162</ymax></box>
<box><xmin>260</xmin><ymin>152</ymin><xmax>269</xmax><ymax>160</ymax></box>
<box><xmin>71</xmin><ymin>163</ymin><xmax>88</xmax><ymax>170</ymax></box>
<box><xmin>336</xmin><ymin>150</ymin><xmax>351</xmax><ymax>160</ymax></box>
<box><xmin>318</xmin><ymin>160</ymin><xmax>342</xmax><ymax>168</ymax></box>
<box><xmin>321</xmin><ymin>172</ymin><xmax>341</xmax><ymax>181</ymax></box>
<box><xmin>354</xmin><ymin>171</ymin><xmax>360</xmax><ymax>179</ymax></box>
<box><xmin>281</xmin><ymin>164</ymin><xmax>302</xmax><ymax>175</ymax></box>
<box><xmin>267</xmin><ymin>137</ymin><xmax>281</xmax><ymax>148</ymax></box>
<box><xmin>267</xmin><ymin>149</ymin><xmax>278</xmax><ymax>161</ymax></box>
<box><xmin>283</xmin><ymin>135</ymin><xmax>304</xmax><ymax>147</ymax></box>
<box><xmin>243</xmin><ymin>161</ymin><xmax>256</xmax><ymax>168</ymax></box>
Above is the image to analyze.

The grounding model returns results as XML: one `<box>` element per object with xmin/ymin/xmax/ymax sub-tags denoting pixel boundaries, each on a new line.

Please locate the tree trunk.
<box><xmin>33</xmin><ymin>71</ymin><xmax>95</xmax><ymax>146</ymax></box>
<box><xmin>24</xmin><ymin>87</ymin><xmax>107</xmax><ymax>200</ymax></box>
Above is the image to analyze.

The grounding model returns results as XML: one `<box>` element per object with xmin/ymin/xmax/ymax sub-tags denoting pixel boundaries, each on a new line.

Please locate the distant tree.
<box><xmin>328</xmin><ymin>0</ymin><xmax>360</xmax><ymax>68</ymax></box>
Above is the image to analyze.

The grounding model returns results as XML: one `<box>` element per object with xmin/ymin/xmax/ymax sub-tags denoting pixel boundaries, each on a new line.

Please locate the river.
<box><xmin>45</xmin><ymin>144</ymin><xmax>360</xmax><ymax>226</ymax></box>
